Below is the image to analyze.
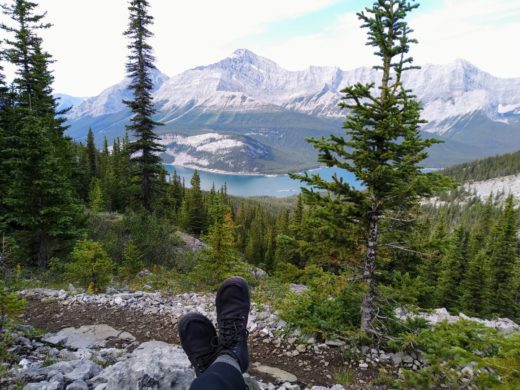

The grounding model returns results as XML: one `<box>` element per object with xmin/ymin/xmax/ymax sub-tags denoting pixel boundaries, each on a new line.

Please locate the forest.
<box><xmin>1</xmin><ymin>0</ymin><xmax>520</xmax><ymax>388</ymax></box>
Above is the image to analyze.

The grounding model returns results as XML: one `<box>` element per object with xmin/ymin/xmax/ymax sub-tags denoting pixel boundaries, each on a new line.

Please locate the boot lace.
<box><xmin>218</xmin><ymin>317</ymin><xmax>249</xmax><ymax>350</ymax></box>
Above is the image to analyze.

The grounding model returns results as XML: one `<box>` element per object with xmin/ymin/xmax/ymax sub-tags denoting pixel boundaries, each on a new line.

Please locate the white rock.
<box><xmin>90</xmin><ymin>341</ymin><xmax>194</xmax><ymax>390</ymax></box>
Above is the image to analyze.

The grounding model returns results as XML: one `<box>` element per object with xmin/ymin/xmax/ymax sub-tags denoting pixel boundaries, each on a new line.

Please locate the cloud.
<box><xmin>1</xmin><ymin>0</ymin><xmax>340</xmax><ymax>96</ymax></box>
<box><xmin>2</xmin><ymin>0</ymin><xmax>519</xmax><ymax>96</ymax></box>
<box><xmin>255</xmin><ymin>0</ymin><xmax>520</xmax><ymax>77</ymax></box>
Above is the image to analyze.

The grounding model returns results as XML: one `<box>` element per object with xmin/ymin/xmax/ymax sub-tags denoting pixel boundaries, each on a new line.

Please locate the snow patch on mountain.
<box><xmin>68</xmin><ymin>68</ymin><xmax>169</xmax><ymax>120</ymax></box>
<box><xmin>159</xmin><ymin>132</ymin><xmax>271</xmax><ymax>173</ymax></box>
<box><xmin>65</xmin><ymin>49</ymin><xmax>520</xmax><ymax>138</ymax></box>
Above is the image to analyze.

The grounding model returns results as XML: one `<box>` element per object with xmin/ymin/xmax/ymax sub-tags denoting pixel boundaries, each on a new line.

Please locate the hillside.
<box><xmin>443</xmin><ymin>149</ymin><xmax>520</xmax><ymax>182</ymax></box>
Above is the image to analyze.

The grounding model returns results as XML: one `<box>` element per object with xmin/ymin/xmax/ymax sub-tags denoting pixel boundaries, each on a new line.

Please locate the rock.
<box><xmin>63</xmin><ymin>360</ymin><xmax>101</xmax><ymax>382</ymax></box>
<box><xmin>289</xmin><ymin>284</ymin><xmax>308</xmax><ymax>295</ymax></box>
<box><xmin>249</xmin><ymin>266</ymin><xmax>268</xmax><ymax>280</ymax></box>
<box><xmin>24</xmin><ymin>382</ymin><xmax>62</xmax><ymax>390</ymax></box>
<box><xmin>391</xmin><ymin>352</ymin><xmax>403</xmax><ymax>365</ymax></box>
<box><xmin>359</xmin><ymin>362</ymin><xmax>369</xmax><ymax>369</ymax></box>
<box><xmin>137</xmin><ymin>269</ymin><xmax>153</xmax><ymax>277</ymax></box>
<box><xmin>43</xmin><ymin>325</ymin><xmax>135</xmax><ymax>350</ymax></box>
<box><xmin>90</xmin><ymin>341</ymin><xmax>194</xmax><ymax>390</ymax></box>
<box><xmin>296</xmin><ymin>344</ymin><xmax>306</xmax><ymax>353</ymax></box>
<box><xmin>243</xmin><ymin>374</ymin><xmax>262</xmax><ymax>390</ymax></box>
<box><xmin>66</xmin><ymin>380</ymin><xmax>89</xmax><ymax>390</ymax></box>
<box><xmin>325</xmin><ymin>339</ymin><xmax>345</xmax><ymax>347</ymax></box>
<box><xmin>176</xmin><ymin>231</ymin><xmax>206</xmax><ymax>251</ymax></box>
<box><xmin>113</xmin><ymin>297</ymin><xmax>123</xmax><ymax>305</ymax></box>
<box><xmin>403</xmin><ymin>355</ymin><xmax>414</xmax><ymax>365</ymax></box>
<box><xmin>250</xmin><ymin>363</ymin><xmax>297</xmax><ymax>384</ymax></box>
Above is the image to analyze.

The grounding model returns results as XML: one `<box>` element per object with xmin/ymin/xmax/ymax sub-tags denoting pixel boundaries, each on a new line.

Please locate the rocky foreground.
<box><xmin>2</xmin><ymin>287</ymin><xmax>519</xmax><ymax>389</ymax></box>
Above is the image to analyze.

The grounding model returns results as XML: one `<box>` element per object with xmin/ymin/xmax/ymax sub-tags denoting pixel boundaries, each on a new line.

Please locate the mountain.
<box><xmin>64</xmin><ymin>49</ymin><xmax>520</xmax><ymax>173</ymax></box>
<box><xmin>55</xmin><ymin>93</ymin><xmax>87</xmax><ymax>113</ymax></box>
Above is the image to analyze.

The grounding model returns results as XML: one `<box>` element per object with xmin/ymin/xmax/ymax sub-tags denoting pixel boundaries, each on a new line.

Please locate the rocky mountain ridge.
<box><xmin>61</xmin><ymin>49</ymin><xmax>520</xmax><ymax>172</ymax></box>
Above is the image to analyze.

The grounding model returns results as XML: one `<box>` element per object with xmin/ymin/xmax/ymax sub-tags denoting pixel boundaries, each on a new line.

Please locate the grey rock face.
<box><xmin>90</xmin><ymin>341</ymin><xmax>195</xmax><ymax>390</ymax></box>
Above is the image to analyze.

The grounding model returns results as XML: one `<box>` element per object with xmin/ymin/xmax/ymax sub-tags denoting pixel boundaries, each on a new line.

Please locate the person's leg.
<box><xmin>179</xmin><ymin>277</ymin><xmax>251</xmax><ymax>390</ymax></box>
<box><xmin>189</xmin><ymin>362</ymin><xmax>246</xmax><ymax>390</ymax></box>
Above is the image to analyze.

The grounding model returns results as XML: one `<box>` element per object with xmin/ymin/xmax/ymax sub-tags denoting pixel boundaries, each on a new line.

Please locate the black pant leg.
<box><xmin>190</xmin><ymin>362</ymin><xmax>246</xmax><ymax>390</ymax></box>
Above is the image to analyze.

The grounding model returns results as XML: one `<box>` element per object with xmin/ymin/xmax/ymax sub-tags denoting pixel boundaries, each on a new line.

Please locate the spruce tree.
<box><xmin>293</xmin><ymin>0</ymin><xmax>451</xmax><ymax>334</ymax></box>
<box><xmin>86</xmin><ymin>128</ymin><xmax>98</xmax><ymax>182</ymax></box>
<box><xmin>487</xmin><ymin>196</ymin><xmax>519</xmax><ymax>317</ymax></box>
<box><xmin>186</xmin><ymin>171</ymin><xmax>206</xmax><ymax>235</ymax></box>
<box><xmin>123</xmin><ymin>0</ymin><xmax>165</xmax><ymax>211</ymax></box>
<box><xmin>435</xmin><ymin>225</ymin><xmax>468</xmax><ymax>311</ymax></box>
<box><xmin>1</xmin><ymin>0</ymin><xmax>83</xmax><ymax>267</ymax></box>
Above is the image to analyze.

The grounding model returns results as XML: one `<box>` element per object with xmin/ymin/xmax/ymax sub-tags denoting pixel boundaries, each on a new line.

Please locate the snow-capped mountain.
<box><xmin>68</xmin><ymin>68</ymin><xmax>169</xmax><ymax>120</ymax></box>
<box><xmin>55</xmin><ymin>93</ymin><xmax>87</xmax><ymax>112</ymax></box>
<box><xmin>64</xmin><ymin>49</ymin><xmax>520</xmax><ymax>172</ymax></box>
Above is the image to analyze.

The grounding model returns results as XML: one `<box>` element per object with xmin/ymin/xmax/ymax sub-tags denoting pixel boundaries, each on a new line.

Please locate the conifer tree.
<box><xmin>293</xmin><ymin>0</ymin><xmax>450</xmax><ymax>334</ymax></box>
<box><xmin>1</xmin><ymin>0</ymin><xmax>83</xmax><ymax>267</ymax></box>
<box><xmin>435</xmin><ymin>225</ymin><xmax>468</xmax><ymax>311</ymax></box>
<box><xmin>123</xmin><ymin>0</ymin><xmax>165</xmax><ymax>211</ymax></box>
<box><xmin>0</xmin><ymin>45</ymin><xmax>9</xmax><ymax>232</ymax></box>
<box><xmin>86</xmin><ymin>128</ymin><xmax>98</xmax><ymax>182</ymax></box>
<box><xmin>487</xmin><ymin>196</ymin><xmax>519</xmax><ymax>317</ymax></box>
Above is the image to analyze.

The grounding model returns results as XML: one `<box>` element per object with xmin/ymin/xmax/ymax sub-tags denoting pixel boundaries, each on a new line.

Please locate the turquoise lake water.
<box><xmin>164</xmin><ymin>165</ymin><xmax>361</xmax><ymax>197</ymax></box>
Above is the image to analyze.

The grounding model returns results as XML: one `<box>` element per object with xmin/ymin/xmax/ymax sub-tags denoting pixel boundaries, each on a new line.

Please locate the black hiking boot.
<box><xmin>178</xmin><ymin>312</ymin><xmax>218</xmax><ymax>376</ymax></box>
<box><xmin>215</xmin><ymin>276</ymin><xmax>251</xmax><ymax>373</ymax></box>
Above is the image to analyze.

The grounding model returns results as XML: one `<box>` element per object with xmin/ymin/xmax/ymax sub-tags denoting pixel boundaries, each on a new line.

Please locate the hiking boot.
<box><xmin>178</xmin><ymin>312</ymin><xmax>218</xmax><ymax>376</ymax></box>
<box><xmin>216</xmin><ymin>276</ymin><xmax>251</xmax><ymax>373</ymax></box>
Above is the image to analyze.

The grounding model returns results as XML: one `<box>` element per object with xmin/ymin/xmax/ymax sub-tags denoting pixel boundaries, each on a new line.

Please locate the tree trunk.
<box><xmin>361</xmin><ymin>211</ymin><xmax>379</xmax><ymax>334</ymax></box>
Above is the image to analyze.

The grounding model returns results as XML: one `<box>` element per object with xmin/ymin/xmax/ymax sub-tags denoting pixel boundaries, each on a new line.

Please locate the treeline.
<box><xmin>273</xmin><ymin>193</ymin><xmax>520</xmax><ymax>322</ymax></box>
<box><xmin>443</xmin><ymin>149</ymin><xmax>520</xmax><ymax>182</ymax></box>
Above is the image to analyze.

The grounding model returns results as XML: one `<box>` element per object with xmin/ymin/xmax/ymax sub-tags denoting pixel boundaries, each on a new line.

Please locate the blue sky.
<box><xmin>3</xmin><ymin>0</ymin><xmax>518</xmax><ymax>96</ymax></box>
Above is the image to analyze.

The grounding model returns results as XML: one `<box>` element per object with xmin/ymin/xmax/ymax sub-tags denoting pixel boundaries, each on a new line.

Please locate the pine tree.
<box><xmin>123</xmin><ymin>0</ymin><xmax>165</xmax><ymax>211</ymax></box>
<box><xmin>3</xmin><ymin>116</ymin><xmax>83</xmax><ymax>267</ymax></box>
<box><xmin>292</xmin><ymin>0</ymin><xmax>451</xmax><ymax>334</ymax></box>
<box><xmin>88</xmin><ymin>178</ymin><xmax>105</xmax><ymax>213</ymax></box>
<box><xmin>435</xmin><ymin>225</ymin><xmax>468</xmax><ymax>311</ymax></box>
<box><xmin>1</xmin><ymin>0</ymin><xmax>83</xmax><ymax>267</ymax></box>
<box><xmin>194</xmin><ymin>211</ymin><xmax>243</xmax><ymax>289</ymax></box>
<box><xmin>185</xmin><ymin>171</ymin><xmax>207</xmax><ymax>235</ymax></box>
<box><xmin>460</xmin><ymin>249</ymin><xmax>488</xmax><ymax>316</ymax></box>
<box><xmin>0</xmin><ymin>44</ymin><xmax>10</xmax><ymax>233</ymax></box>
<box><xmin>86</xmin><ymin>128</ymin><xmax>98</xmax><ymax>182</ymax></box>
<box><xmin>487</xmin><ymin>196</ymin><xmax>519</xmax><ymax>317</ymax></box>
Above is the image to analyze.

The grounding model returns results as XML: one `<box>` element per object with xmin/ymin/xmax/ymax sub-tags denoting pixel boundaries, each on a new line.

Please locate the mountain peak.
<box><xmin>232</xmin><ymin>48</ymin><xmax>258</xmax><ymax>59</ymax></box>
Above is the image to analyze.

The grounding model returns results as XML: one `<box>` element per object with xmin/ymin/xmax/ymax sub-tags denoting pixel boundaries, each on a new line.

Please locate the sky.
<box><xmin>2</xmin><ymin>0</ymin><xmax>519</xmax><ymax>97</ymax></box>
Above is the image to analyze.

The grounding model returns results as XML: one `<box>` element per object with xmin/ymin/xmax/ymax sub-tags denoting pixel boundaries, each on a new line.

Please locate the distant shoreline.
<box><xmin>163</xmin><ymin>163</ymin><xmax>319</xmax><ymax>178</ymax></box>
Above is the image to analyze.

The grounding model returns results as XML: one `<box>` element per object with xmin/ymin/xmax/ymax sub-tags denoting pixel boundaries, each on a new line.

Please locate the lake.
<box><xmin>164</xmin><ymin>165</ymin><xmax>361</xmax><ymax>197</ymax></box>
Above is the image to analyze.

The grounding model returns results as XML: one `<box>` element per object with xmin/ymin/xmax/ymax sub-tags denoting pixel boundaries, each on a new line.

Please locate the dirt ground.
<box><xmin>21</xmin><ymin>297</ymin><xmax>390</xmax><ymax>389</ymax></box>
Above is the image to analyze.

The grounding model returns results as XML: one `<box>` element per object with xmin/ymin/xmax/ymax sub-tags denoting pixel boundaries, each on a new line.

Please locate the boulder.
<box><xmin>289</xmin><ymin>284</ymin><xmax>308</xmax><ymax>295</ymax></box>
<box><xmin>90</xmin><ymin>341</ymin><xmax>195</xmax><ymax>390</ymax></box>
<box><xmin>43</xmin><ymin>325</ymin><xmax>135</xmax><ymax>350</ymax></box>
<box><xmin>250</xmin><ymin>363</ymin><xmax>297</xmax><ymax>384</ymax></box>
<box><xmin>24</xmin><ymin>382</ymin><xmax>62</xmax><ymax>390</ymax></box>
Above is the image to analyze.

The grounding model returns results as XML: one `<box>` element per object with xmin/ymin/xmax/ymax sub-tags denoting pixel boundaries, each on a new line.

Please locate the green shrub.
<box><xmin>88</xmin><ymin>211</ymin><xmax>181</xmax><ymax>267</ymax></box>
<box><xmin>189</xmin><ymin>213</ymin><xmax>253</xmax><ymax>290</ymax></box>
<box><xmin>278</xmin><ymin>267</ymin><xmax>363</xmax><ymax>338</ymax></box>
<box><xmin>65</xmin><ymin>240</ymin><xmax>113</xmax><ymax>293</ymax></box>
<box><xmin>0</xmin><ymin>280</ymin><xmax>26</xmax><ymax>328</ymax></box>
<box><xmin>397</xmin><ymin>321</ymin><xmax>520</xmax><ymax>389</ymax></box>
<box><xmin>119</xmin><ymin>241</ymin><xmax>144</xmax><ymax>280</ymax></box>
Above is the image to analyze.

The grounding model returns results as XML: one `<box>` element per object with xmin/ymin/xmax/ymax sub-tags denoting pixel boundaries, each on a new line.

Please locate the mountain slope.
<box><xmin>64</xmin><ymin>50</ymin><xmax>520</xmax><ymax>173</ymax></box>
